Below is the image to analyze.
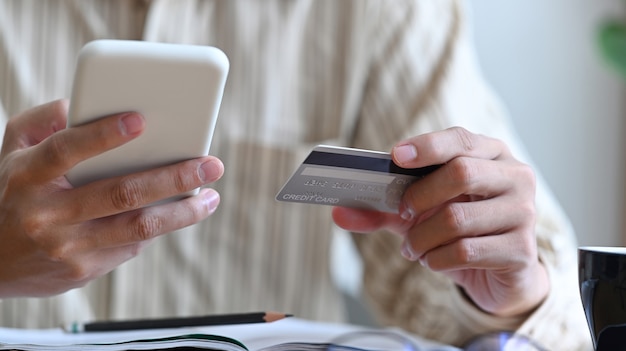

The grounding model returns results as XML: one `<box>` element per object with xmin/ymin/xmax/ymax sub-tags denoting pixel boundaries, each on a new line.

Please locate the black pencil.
<box><xmin>64</xmin><ymin>311</ymin><xmax>293</xmax><ymax>333</ymax></box>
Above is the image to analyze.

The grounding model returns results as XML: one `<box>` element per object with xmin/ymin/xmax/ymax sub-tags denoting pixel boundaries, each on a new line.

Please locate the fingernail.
<box><xmin>204</xmin><ymin>189</ymin><xmax>220</xmax><ymax>214</ymax></box>
<box><xmin>120</xmin><ymin>113</ymin><xmax>144</xmax><ymax>136</ymax></box>
<box><xmin>393</xmin><ymin>144</ymin><xmax>417</xmax><ymax>164</ymax></box>
<box><xmin>199</xmin><ymin>160</ymin><xmax>221</xmax><ymax>183</ymax></box>
<box><xmin>401</xmin><ymin>240</ymin><xmax>418</xmax><ymax>261</ymax></box>
<box><xmin>400</xmin><ymin>206</ymin><xmax>415</xmax><ymax>221</ymax></box>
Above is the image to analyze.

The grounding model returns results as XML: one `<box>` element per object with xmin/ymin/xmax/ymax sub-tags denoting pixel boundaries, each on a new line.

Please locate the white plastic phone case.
<box><xmin>66</xmin><ymin>40</ymin><xmax>229</xmax><ymax>201</ymax></box>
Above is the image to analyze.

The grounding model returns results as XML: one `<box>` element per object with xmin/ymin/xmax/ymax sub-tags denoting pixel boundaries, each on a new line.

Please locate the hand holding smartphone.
<box><xmin>66</xmin><ymin>40</ymin><xmax>229</xmax><ymax>201</ymax></box>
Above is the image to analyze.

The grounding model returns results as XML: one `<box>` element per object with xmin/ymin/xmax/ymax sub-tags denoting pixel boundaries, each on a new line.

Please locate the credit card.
<box><xmin>275</xmin><ymin>145</ymin><xmax>439</xmax><ymax>213</ymax></box>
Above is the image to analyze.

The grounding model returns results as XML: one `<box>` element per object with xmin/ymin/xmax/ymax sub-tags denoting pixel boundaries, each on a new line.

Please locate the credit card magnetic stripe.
<box><xmin>303</xmin><ymin>151</ymin><xmax>440</xmax><ymax>176</ymax></box>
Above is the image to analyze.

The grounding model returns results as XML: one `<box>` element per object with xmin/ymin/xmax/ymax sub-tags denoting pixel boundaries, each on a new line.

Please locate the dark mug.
<box><xmin>579</xmin><ymin>246</ymin><xmax>626</xmax><ymax>350</ymax></box>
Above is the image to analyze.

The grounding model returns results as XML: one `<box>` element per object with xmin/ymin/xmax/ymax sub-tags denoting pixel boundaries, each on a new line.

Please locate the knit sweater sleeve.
<box><xmin>349</xmin><ymin>1</ymin><xmax>592</xmax><ymax>349</ymax></box>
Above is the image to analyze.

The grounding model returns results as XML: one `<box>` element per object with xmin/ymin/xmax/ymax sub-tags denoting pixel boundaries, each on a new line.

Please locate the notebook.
<box><xmin>0</xmin><ymin>318</ymin><xmax>458</xmax><ymax>351</ymax></box>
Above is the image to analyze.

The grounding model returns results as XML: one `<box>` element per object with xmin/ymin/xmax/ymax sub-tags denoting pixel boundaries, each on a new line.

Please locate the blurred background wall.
<box><xmin>469</xmin><ymin>0</ymin><xmax>626</xmax><ymax>246</ymax></box>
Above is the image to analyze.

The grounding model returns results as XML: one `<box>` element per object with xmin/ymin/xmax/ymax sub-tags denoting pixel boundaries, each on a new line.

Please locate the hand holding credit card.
<box><xmin>276</xmin><ymin>145</ymin><xmax>440</xmax><ymax>213</ymax></box>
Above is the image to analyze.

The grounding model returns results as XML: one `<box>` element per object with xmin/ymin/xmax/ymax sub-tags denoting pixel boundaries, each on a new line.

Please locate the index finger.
<box><xmin>391</xmin><ymin>127</ymin><xmax>512</xmax><ymax>169</ymax></box>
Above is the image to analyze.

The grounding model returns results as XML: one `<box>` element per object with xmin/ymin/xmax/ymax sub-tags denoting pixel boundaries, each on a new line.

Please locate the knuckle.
<box><xmin>42</xmin><ymin>240</ymin><xmax>76</xmax><ymax>266</ymax></box>
<box><xmin>450</xmin><ymin>127</ymin><xmax>475</xmax><ymax>153</ymax></box>
<box><xmin>64</xmin><ymin>263</ymin><xmax>93</xmax><ymax>283</ymax></box>
<box><xmin>442</xmin><ymin>203</ymin><xmax>468</xmax><ymax>234</ymax></box>
<box><xmin>172</xmin><ymin>167</ymin><xmax>193</xmax><ymax>193</ymax></box>
<box><xmin>129</xmin><ymin>213</ymin><xmax>163</xmax><ymax>241</ymax></box>
<box><xmin>110</xmin><ymin>177</ymin><xmax>145</xmax><ymax>210</ymax></box>
<box><xmin>519</xmin><ymin>235</ymin><xmax>536</xmax><ymax>258</ymax></box>
<box><xmin>517</xmin><ymin>200</ymin><xmax>536</xmax><ymax>222</ymax></box>
<box><xmin>517</xmin><ymin>162</ymin><xmax>537</xmax><ymax>187</ymax></box>
<box><xmin>21</xmin><ymin>210</ymin><xmax>52</xmax><ymax>240</ymax></box>
<box><xmin>48</xmin><ymin>99</ymin><xmax>70</xmax><ymax>118</ymax></box>
<box><xmin>45</xmin><ymin>134</ymin><xmax>74</xmax><ymax>168</ymax></box>
<box><xmin>184</xmin><ymin>200</ymin><xmax>204</xmax><ymax>220</ymax></box>
<box><xmin>62</xmin><ymin>201</ymin><xmax>87</xmax><ymax>221</ymax></box>
<box><xmin>493</xmin><ymin>138</ymin><xmax>510</xmax><ymax>155</ymax></box>
<box><xmin>447</xmin><ymin>158</ymin><xmax>478</xmax><ymax>189</ymax></box>
<box><xmin>518</xmin><ymin>216</ymin><xmax>538</xmax><ymax>246</ymax></box>
<box><xmin>509</xmin><ymin>233</ymin><xmax>537</xmax><ymax>270</ymax></box>
<box><xmin>452</xmin><ymin>238</ymin><xmax>479</xmax><ymax>265</ymax></box>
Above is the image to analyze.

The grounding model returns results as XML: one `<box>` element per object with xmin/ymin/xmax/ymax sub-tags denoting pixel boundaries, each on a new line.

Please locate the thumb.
<box><xmin>2</xmin><ymin>99</ymin><xmax>68</xmax><ymax>155</ymax></box>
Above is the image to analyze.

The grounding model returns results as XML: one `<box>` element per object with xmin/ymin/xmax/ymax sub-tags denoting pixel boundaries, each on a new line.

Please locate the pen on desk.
<box><xmin>64</xmin><ymin>311</ymin><xmax>293</xmax><ymax>333</ymax></box>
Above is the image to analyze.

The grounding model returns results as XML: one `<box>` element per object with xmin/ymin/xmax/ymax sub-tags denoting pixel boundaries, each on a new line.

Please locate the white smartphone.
<box><xmin>66</xmin><ymin>40</ymin><xmax>229</xmax><ymax>201</ymax></box>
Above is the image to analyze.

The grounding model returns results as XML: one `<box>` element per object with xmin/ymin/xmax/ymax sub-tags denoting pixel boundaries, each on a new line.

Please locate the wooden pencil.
<box><xmin>64</xmin><ymin>311</ymin><xmax>293</xmax><ymax>333</ymax></box>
